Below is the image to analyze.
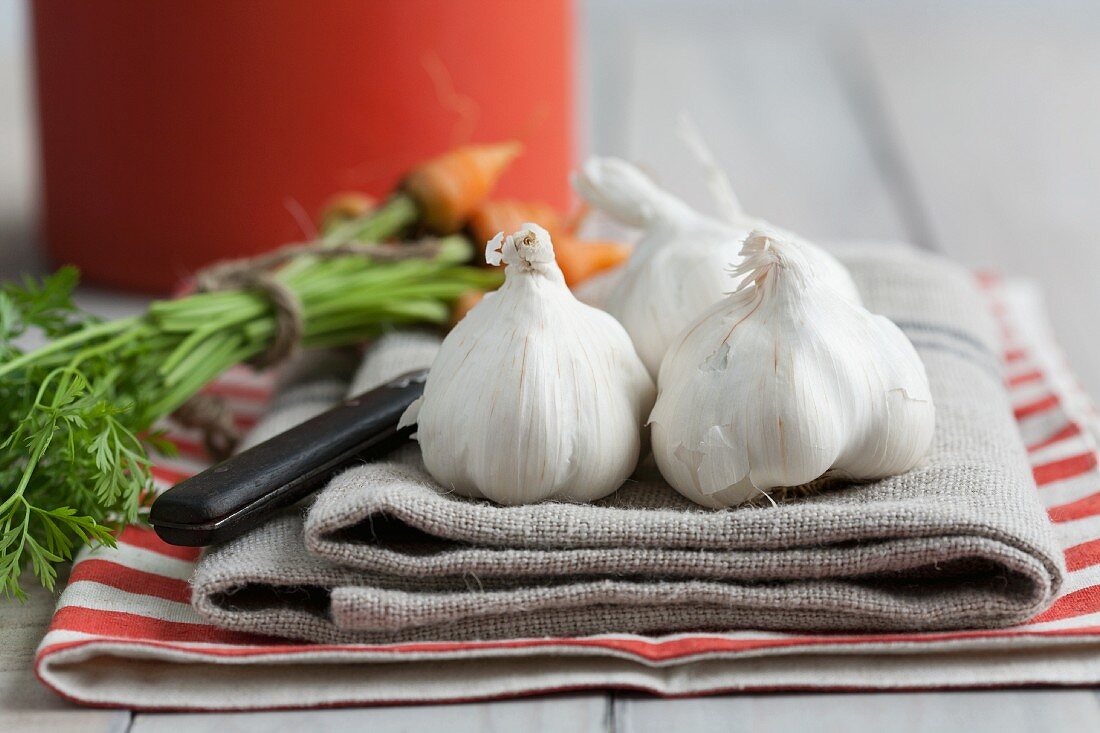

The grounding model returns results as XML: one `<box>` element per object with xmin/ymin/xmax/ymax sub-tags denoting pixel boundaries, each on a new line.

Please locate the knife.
<box><xmin>149</xmin><ymin>368</ymin><xmax>427</xmax><ymax>547</ymax></box>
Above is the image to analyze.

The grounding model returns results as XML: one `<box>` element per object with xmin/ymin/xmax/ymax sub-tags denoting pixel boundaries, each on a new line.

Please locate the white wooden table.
<box><xmin>4</xmin><ymin>0</ymin><xmax>1100</xmax><ymax>730</ymax></box>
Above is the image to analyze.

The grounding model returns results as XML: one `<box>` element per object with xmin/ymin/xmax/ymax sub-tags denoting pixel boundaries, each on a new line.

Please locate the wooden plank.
<box><xmin>0</xmin><ymin>570</ymin><xmax>131</xmax><ymax>732</ymax></box>
<box><xmin>583</xmin><ymin>0</ymin><xmax>911</xmax><ymax>244</ymax></box>
<box><xmin>614</xmin><ymin>691</ymin><xmax>1100</xmax><ymax>733</ymax></box>
<box><xmin>857</xmin><ymin>2</ymin><xmax>1100</xmax><ymax>399</ymax></box>
<box><xmin>130</xmin><ymin>694</ymin><xmax>609</xmax><ymax>733</ymax></box>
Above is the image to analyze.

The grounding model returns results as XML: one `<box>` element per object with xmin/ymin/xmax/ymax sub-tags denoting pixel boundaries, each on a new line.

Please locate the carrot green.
<box><xmin>0</xmin><ymin>233</ymin><xmax>499</xmax><ymax>599</ymax></box>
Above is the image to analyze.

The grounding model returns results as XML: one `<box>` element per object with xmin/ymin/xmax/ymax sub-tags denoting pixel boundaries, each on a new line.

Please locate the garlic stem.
<box><xmin>676</xmin><ymin>113</ymin><xmax>746</xmax><ymax>223</ymax></box>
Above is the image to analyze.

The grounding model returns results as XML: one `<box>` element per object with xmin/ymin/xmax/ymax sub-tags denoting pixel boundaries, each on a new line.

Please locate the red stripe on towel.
<box><xmin>1030</xmin><ymin>585</ymin><xmax>1100</xmax><ymax>624</ymax></box>
<box><xmin>233</xmin><ymin>413</ymin><xmax>258</xmax><ymax>431</ymax></box>
<box><xmin>973</xmin><ymin>271</ymin><xmax>1001</xmax><ymax>288</ymax></box>
<box><xmin>1049</xmin><ymin>492</ymin><xmax>1100</xmax><ymax>523</ymax></box>
<box><xmin>1008</xmin><ymin>369</ymin><xmax>1044</xmax><ymax>387</ymax></box>
<box><xmin>1064</xmin><ymin>539</ymin><xmax>1100</xmax><ymax>572</ymax></box>
<box><xmin>1034</xmin><ymin>452</ymin><xmax>1099</xmax><ymax>487</ymax></box>
<box><xmin>1028</xmin><ymin>423</ymin><xmax>1083</xmax><ymax>453</ymax></box>
<box><xmin>162</xmin><ymin>433</ymin><xmax>208</xmax><ymax>460</ymax></box>
<box><xmin>150</xmin><ymin>464</ymin><xmax>194</xmax><ymax>487</ymax></box>
<box><xmin>1015</xmin><ymin>394</ymin><xmax>1061</xmax><ymax>420</ymax></box>
<box><xmin>48</xmin><ymin>607</ymin><xmax>273</xmax><ymax>645</ymax></box>
<box><xmin>70</xmin><ymin>559</ymin><xmax>192</xmax><ymax>605</ymax></box>
<box><xmin>118</xmin><ymin>527</ymin><xmax>202</xmax><ymax>563</ymax></box>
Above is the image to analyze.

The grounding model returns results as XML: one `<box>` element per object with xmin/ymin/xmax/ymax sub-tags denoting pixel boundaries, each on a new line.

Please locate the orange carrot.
<box><xmin>468</xmin><ymin>198</ymin><xmax>629</xmax><ymax>287</ymax></box>
<box><xmin>404</xmin><ymin>141</ymin><xmax>523</xmax><ymax>234</ymax></box>
<box><xmin>552</xmin><ymin>236</ymin><xmax>631</xmax><ymax>287</ymax></box>
<box><xmin>467</xmin><ymin>200</ymin><xmax>563</xmax><ymax>246</ymax></box>
<box><xmin>319</xmin><ymin>192</ymin><xmax>377</xmax><ymax>232</ymax></box>
<box><xmin>450</xmin><ymin>289</ymin><xmax>485</xmax><ymax>327</ymax></box>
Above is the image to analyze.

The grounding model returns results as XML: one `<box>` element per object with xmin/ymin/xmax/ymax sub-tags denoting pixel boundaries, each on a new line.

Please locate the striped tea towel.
<box><xmin>35</xmin><ymin>262</ymin><xmax>1100</xmax><ymax>711</ymax></box>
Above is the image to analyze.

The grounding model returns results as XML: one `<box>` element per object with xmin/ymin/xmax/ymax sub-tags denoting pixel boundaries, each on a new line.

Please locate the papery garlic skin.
<box><xmin>650</xmin><ymin>231</ymin><xmax>934</xmax><ymax>509</ymax></box>
<box><xmin>573</xmin><ymin>265</ymin><xmax>624</xmax><ymax>310</ymax></box>
<box><xmin>401</xmin><ymin>224</ymin><xmax>656</xmax><ymax>505</ymax></box>
<box><xmin>572</xmin><ymin>158</ymin><xmax>751</xmax><ymax>377</ymax></box>
<box><xmin>572</xmin><ymin>157</ymin><xmax>860</xmax><ymax>378</ymax></box>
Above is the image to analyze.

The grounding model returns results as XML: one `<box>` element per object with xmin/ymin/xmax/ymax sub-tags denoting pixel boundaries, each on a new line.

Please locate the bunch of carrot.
<box><xmin>330</xmin><ymin>145</ymin><xmax>631</xmax><ymax>270</ymax></box>
<box><xmin>322</xmin><ymin>142</ymin><xmax>631</xmax><ymax>323</ymax></box>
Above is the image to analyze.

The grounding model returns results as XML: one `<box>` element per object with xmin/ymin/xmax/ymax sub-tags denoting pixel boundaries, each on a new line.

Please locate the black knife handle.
<box><xmin>149</xmin><ymin>369</ymin><xmax>428</xmax><ymax>547</ymax></box>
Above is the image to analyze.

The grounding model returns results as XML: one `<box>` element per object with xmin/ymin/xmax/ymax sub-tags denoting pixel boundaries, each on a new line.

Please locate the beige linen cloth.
<box><xmin>191</xmin><ymin>246</ymin><xmax>1065</xmax><ymax>643</ymax></box>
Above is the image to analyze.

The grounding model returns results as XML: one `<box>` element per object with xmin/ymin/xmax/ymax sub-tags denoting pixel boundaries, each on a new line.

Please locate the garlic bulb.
<box><xmin>650</xmin><ymin>230</ymin><xmax>935</xmax><ymax>509</ymax></box>
<box><xmin>573</xmin><ymin>157</ymin><xmax>860</xmax><ymax>378</ymax></box>
<box><xmin>400</xmin><ymin>224</ymin><xmax>656</xmax><ymax>505</ymax></box>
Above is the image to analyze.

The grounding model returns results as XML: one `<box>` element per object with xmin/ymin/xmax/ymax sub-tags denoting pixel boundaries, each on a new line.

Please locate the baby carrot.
<box><xmin>321</xmin><ymin>142</ymin><xmax>523</xmax><ymax>245</ymax></box>
<box><xmin>319</xmin><ymin>192</ymin><xmax>377</xmax><ymax>233</ymax></box>
<box><xmin>467</xmin><ymin>200</ymin><xmax>563</xmax><ymax>246</ymax></box>
<box><xmin>404</xmin><ymin>141</ymin><xmax>524</xmax><ymax>234</ymax></box>
<box><xmin>469</xmin><ymin>198</ymin><xmax>630</xmax><ymax>287</ymax></box>
<box><xmin>552</xmin><ymin>236</ymin><xmax>631</xmax><ymax>287</ymax></box>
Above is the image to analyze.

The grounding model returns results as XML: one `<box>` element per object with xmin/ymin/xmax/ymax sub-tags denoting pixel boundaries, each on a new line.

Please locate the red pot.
<box><xmin>32</xmin><ymin>0</ymin><xmax>574</xmax><ymax>293</ymax></box>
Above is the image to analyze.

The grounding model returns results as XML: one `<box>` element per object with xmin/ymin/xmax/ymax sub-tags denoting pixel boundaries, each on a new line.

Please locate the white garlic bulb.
<box><xmin>400</xmin><ymin>224</ymin><xmax>656</xmax><ymax>505</ymax></box>
<box><xmin>572</xmin><ymin>157</ymin><xmax>860</xmax><ymax>378</ymax></box>
<box><xmin>650</xmin><ymin>230</ymin><xmax>935</xmax><ymax>509</ymax></box>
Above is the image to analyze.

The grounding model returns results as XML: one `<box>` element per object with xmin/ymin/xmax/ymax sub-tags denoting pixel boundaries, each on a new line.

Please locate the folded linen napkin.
<box><xmin>192</xmin><ymin>246</ymin><xmax>1065</xmax><ymax>642</ymax></box>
